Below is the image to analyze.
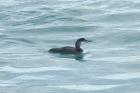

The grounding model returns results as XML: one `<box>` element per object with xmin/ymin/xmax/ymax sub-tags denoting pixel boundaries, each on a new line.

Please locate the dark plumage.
<box><xmin>49</xmin><ymin>38</ymin><xmax>91</xmax><ymax>54</ymax></box>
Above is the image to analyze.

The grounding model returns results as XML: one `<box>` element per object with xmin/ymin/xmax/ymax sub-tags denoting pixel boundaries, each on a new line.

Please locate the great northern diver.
<box><xmin>48</xmin><ymin>38</ymin><xmax>91</xmax><ymax>54</ymax></box>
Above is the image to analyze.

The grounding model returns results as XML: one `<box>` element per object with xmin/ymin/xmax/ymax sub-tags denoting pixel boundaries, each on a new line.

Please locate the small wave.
<box><xmin>0</xmin><ymin>0</ymin><xmax>17</xmax><ymax>6</ymax></box>
<box><xmin>15</xmin><ymin>75</ymin><xmax>54</xmax><ymax>80</ymax></box>
<box><xmin>0</xmin><ymin>80</ymin><xmax>17</xmax><ymax>87</ymax></box>
<box><xmin>0</xmin><ymin>83</ymin><xmax>17</xmax><ymax>87</ymax></box>
<box><xmin>5</xmin><ymin>37</ymin><xmax>35</xmax><ymax>46</ymax></box>
<box><xmin>0</xmin><ymin>66</ymin><xmax>74</xmax><ymax>73</ymax></box>
<box><xmin>47</xmin><ymin>84</ymin><xmax>121</xmax><ymax>91</ymax></box>
<box><xmin>98</xmin><ymin>72</ymin><xmax>140</xmax><ymax>80</ymax></box>
<box><xmin>92</xmin><ymin>56</ymin><xmax>140</xmax><ymax>62</ymax></box>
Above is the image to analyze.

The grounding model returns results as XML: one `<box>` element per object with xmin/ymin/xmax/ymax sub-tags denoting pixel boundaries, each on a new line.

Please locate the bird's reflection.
<box><xmin>52</xmin><ymin>53</ymin><xmax>86</xmax><ymax>61</ymax></box>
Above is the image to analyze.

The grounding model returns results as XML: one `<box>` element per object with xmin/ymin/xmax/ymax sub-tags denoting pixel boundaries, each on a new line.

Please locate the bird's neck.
<box><xmin>75</xmin><ymin>41</ymin><xmax>82</xmax><ymax>52</ymax></box>
<box><xmin>75</xmin><ymin>41</ymin><xmax>80</xmax><ymax>48</ymax></box>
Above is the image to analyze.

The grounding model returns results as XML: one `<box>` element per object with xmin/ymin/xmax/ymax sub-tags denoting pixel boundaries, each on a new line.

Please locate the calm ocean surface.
<box><xmin>0</xmin><ymin>0</ymin><xmax>140</xmax><ymax>93</ymax></box>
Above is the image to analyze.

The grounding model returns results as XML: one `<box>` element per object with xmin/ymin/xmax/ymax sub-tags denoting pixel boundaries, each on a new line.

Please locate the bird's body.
<box><xmin>48</xmin><ymin>38</ymin><xmax>90</xmax><ymax>54</ymax></box>
<box><xmin>49</xmin><ymin>46</ymin><xmax>83</xmax><ymax>54</ymax></box>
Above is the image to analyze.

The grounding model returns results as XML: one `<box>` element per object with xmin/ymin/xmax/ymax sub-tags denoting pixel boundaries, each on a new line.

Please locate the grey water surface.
<box><xmin>0</xmin><ymin>0</ymin><xmax>140</xmax><ymax>93</ymax></box>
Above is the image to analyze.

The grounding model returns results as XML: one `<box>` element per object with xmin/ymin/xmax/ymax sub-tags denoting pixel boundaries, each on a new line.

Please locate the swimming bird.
<box><xmin>49</xmin><ymin>38</ymin><xmax>91</xmax><ymax>54</ymax></box>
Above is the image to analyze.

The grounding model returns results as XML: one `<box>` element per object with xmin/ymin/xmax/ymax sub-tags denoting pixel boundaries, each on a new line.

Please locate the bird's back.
<box><xmin>49</xmin><ymin>46</ymin><xmax>82</xmax><ymax>54</ymax></box>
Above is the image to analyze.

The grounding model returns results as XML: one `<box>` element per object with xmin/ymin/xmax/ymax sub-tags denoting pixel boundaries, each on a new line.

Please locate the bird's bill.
<box><xmin>85</xmin><ymin>39</ymin><xmax>92</xmax><ymax>42</ymax></box>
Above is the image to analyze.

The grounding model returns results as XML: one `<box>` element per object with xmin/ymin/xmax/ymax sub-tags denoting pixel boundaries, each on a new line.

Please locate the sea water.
<box><xmin>0</xmin><ymin>0</ymin><xmax>140</xmax><ymax>93</ymax></box>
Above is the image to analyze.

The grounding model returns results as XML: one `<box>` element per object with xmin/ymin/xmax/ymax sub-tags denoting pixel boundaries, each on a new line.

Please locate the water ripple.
<box><xmin>0</xmin><ymin>66</ymin><xmax>74</xmax><ymax>73</ymax></box>
<box><xmin>47</xmin><ymin>84</ymin><xmax>122</xmax><ymax>91</ymax></box>
<box><xmin>98</xmin><ymin>72</ymin><xmax>140</xmax><ymax>80</ymax></box>
<box><xmin>0</xmin><ymin>0</ymin><xmax>140</xmax><ymax>92</ymax></box>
